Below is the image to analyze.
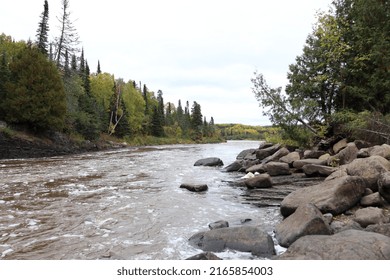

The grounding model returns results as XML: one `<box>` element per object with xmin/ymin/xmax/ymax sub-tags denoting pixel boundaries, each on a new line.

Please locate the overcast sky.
<box><xmin>1</xmin><ymin>0</ymin><xmax>332</xmax><ymax>125</ymax></box>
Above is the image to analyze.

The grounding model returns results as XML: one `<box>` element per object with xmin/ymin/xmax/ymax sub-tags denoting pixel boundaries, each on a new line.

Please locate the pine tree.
<box><xmin>143</xmin><ymin>84</ymin><xmax>149</xmax><ymax>114</ymax></box>
<box><xmin>36</xmin><ymin>0</ymin><xmax>49</xmax><ymax>55</ymax></box>
<box><xmin>55</xmin><ymin>0</ymin><xmax>80</xmax><ymax>68</ymax></box>
<box><xmin>157</xmin><ymin>90</ymin><xmax>165</xmax><ymax>126</ymax></box>
<box><xmin>97</xmin><ymin>60</ymin><xmax>101</xmax><ymax>74</ymax></box>
<box><xmin>4</xmin><ymin>46</ymin><xmax>66</xmax><ymax>131</ymax></box>
<box><xmin>0</xmin><ymin>51</ymin><xmax>10</xmax><ymax>118</ymax></box>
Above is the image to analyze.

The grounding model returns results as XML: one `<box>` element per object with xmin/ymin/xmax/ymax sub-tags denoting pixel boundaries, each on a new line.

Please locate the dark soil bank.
<box><xmin>0</xmin><ymin>131</ymin><xmax>118</xmax><ymax>159</ymax></box>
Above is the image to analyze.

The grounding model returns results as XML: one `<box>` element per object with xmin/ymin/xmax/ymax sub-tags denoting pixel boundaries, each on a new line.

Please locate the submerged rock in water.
<box><xmin>180</xmin><ymin>183</ymin><xmax>208</xmax><ymax>192</ymax></box>
<box><xmin>189</xmin><ymin>226</ymin><xmax>275</xmax><ymax>257</ymax></box>
<box><xmin>194</xmin><ymin>157</ymin><xmax>224</xmax><ymax>167</ymax></box>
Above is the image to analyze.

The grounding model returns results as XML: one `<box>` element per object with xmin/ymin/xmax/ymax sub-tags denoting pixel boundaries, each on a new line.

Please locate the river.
<box><xmin>0</xmin><ymin>141</ymin><xmax>283</xmax><ymax>260</ymax></box>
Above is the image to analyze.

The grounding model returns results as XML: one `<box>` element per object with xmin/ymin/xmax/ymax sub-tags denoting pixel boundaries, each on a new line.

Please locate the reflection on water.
<box><xmin>0</xmin><ymin>141</ymin><xmax>282</xmax><ymax>259</ymax></box>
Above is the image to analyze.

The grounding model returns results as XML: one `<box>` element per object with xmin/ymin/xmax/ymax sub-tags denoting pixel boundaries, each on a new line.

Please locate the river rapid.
<box><xmin>0</xmin><ymin>141</ymin><xmax>282</xmax><ymax>260</ymax></box>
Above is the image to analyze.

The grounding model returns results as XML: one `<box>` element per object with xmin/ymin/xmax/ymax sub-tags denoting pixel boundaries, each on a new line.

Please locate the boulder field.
<box><xmin>187</xmin><ymin>139</ymin><xmax>390</xmax><ymax>260</ymax></box>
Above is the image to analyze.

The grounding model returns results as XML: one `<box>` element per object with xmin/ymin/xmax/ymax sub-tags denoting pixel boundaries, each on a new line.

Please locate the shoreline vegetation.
<box><xmin>0</xmin><ymin>122</ymin><xmax>270</xmax><ymax>159</ymax></box>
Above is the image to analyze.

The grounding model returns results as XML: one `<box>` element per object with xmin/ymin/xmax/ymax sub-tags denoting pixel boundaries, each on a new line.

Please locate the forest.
<box><xmin>0</xmin><ymin>0</ymin><xmax>220</xmax><ymax>145</ymax></box>
<box><xmin>252</xmin><ymin>0</ymin><xmax>390</xmax><ymax>147</ymax></box>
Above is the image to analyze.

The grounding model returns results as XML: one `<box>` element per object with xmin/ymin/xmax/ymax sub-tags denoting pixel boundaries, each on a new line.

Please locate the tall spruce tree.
<box><xmin>36</xmin><ymin>0</ymin><xmax>50</xmax><ymax>55</ymax></box>
<box><xmin>55</xmin><ymin>0</ymin><xmax>80</xmax><ymax>68</ymax></box>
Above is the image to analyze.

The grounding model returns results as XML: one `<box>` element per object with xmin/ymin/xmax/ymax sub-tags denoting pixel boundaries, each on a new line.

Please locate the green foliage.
<box><xmin>3</xmin><ymin>45</ymin><xmax>66</xmax><ymax>131</ymax></box>
<box><xmin>253</xmin><ymin>0</ymin><xmax>390</xmax><ymax>145</ymax></box>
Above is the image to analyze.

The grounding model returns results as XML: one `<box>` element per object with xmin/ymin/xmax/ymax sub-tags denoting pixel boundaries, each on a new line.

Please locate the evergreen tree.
<box><xmin>35</xmin><ymin>0</ymin><xmax>50</xmax><ymax>55</ymax></box>
<box><xmin>157</xmin><ymin>90</ymin><xmax>165</xmax><ymax>126</ymax></box>
<box><xmin>55</xmin><ymin>0</ymin><xmax>80</xmax><ymax>68</ymax></box>
<box><xmin>191</xmin><ymin>101</ymin><xmax>203</xmax><ymax>139</ymax></box>
<box><xmin>79</xmin><ymin>48</ymin><xmax>85</xmax><ymax>75</ymax></box>
<box><xmin>71</xmin><ymin>54</ymin><xmax>77</xmax><ymax>71</ymax></box>
<box><xmin>143</xmin><ymin>84</ymin><xmax>149</xmax><ymax>114</ymax></box>
<box><xmin>4</xmin><ymin>45</ymin><xmax>66</xmax><ymax>131</ymax></box>
<box><xmin>151</xmin><ymin>106</ymin><xmax>164</xmax><ymax>137</ymax></box>
<box><xmin>84</xmin><ymin>60</ymin><xmax>91</xmax><ymax>95</ymax></box>
<box><xmin>0</xmin><ymin>51</ymin><xmax>10</xmax><ymax>118</ymax></box>
<box><xmin>64</xmin><ymin>49</ymin><xmax>70</xmax><ymax>77</ymax></box>
<box><xmin>97</xmin><ymin>60</ymin><xmax>101</xmax><ymax>74</ymax></box>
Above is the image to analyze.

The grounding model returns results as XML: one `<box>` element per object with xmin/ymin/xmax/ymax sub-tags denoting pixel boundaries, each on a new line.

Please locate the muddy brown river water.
<box><xmin>0</xmin><ymin>141</ymin><xmax>282</xmax><ymax>259</ymax></box>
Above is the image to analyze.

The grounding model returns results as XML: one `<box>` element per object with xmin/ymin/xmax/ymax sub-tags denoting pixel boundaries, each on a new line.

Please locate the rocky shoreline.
<box><xmin>186</xmin><ymin>139</ymin><xmax>390</xmax><ymax>260</ymax></box>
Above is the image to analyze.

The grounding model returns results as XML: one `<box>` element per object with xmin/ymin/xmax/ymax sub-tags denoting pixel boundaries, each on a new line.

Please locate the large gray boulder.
<box><xmin>326</xmin><ymin>156</ymin><xmax>390</xmax><ymax>191</ymax></box>
<box><xmin>223</xmin><ymin>160</ymin><xmax>243</xmax><ymax>172</ymax></box>
<box><xmin>275</xmin><ymin>204</ymin><xmax>331</xmax><ymax>248</ymax></box>
<box><xmin>360</xmin><ymin>192</ymin><xmax>384</xmax><ymax>207</ymax></box>
<box><xmin>378</xmin><ymin>171</ymin><xmax>390</xmax><ymax>203</ymax></box>
<box><xmin>265</xmin><ymin>162</ymin><xmax>291</xmax><ymax>176</ymax></box>
<box><xmin>189</xmin><ymin>226</ymin><xmax>275</xmax><ymax>257</ymax></box>
<box><xmin>236</xmin><ymin>149</ymin><xmax>257</xmax><ymax>160</ymax></box>
<box><xmin>302</xmin><ymin>164</ymin><xmax>336</xmax><ymax>177</ymax></box>
<box><xmin>279</xmin><ymin>151</ymin><xmax>301</xmax><ymax>166</ymax></box>
<box><xmin>293</xmin><ymin>158</ymin><xmax>327</xmax><ymax>170</ymax></box>
<box><xmin>275</xmin><ymin>229</ymin><xmax>390</xmax><ymax>260</ymax></box>
<box><xmin>256</xmin><ymin>144</ymin><xmax>281</xmax><ymax>160</ymax></box>
<box><xmin>261</xmin><ymin>147</ymin><xmax>290</xmax><ymax>164</ymax></box>
<box><xmin>194</xmin><ymin>157</ymin><xmax>223</xmax><ymax>167</ymax></box>
<box><xmin>368</xmin><ymin>144</ymin><xmax>390</xmax><ymax>159</ymax></box>
<box><xmin>353</xmin><ymin>207</ymin><xmax>389</xmax><ymax>228</ymax></box>
<box><xmin>244</xmin><ymin>174</ymin><xmax>273</xmax><ymax>189</ymax></box>
<box><xmin>280</xmin><ymin>176</ymin><xmax>367</xmax><ymax>217</ymax></box>
<box><xmin>327</xmin><ymin>142</ymin><xmax>358</xmax><ymax>166</ymax></box>
<box><xmin>365</xmin><ymin>223</ymin><xmax>390</xmax><ymax>238</ymax></box>
<box><xmin>333</xmin><ymin>138</ymin><xmax>348</xmax><ymax>154</ymax></box>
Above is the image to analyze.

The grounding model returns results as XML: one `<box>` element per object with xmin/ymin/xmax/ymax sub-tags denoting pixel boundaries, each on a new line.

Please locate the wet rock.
<box><xmin>236</xmin><ymin>149</ymin><xmax>257</xmax><ymax>160</ymax></box>
<box><xmin>280</xmin><ymin>176</ymin><xmax>367</xmax><ymax>217</ymax></box>
<box><xmin>194</xmin><ymin>157</ymin><xmax>223</xmax><ymax>167</ymax></box>
<box><xmin>302</xmin><ymin>164</ymin><xmax>336</xmax><ymax>177</ymax></box>
<box><xmin>189</xmin><ymin>226</ymin><xmax>275</xmax><ymax>257</ymax></box>
<box><xmin>244</xmin><ymin>174</ymin><xmax>272</xmax><ymax>189</ymax></box>
<box><xmin>326</xmin><ymin>156</ymin><xmax>390</xmax><ymax>191</ymax></box>
<box><xmin>265</xmin><ymin>162</ymin><xmax>291</xmax><ymax>176</ymax></box>
<box><xmin>378</xmin><ymin>171</ymin><xmax>390</xmax><ymax>203</ymax></box>
<box><xmin>360</xmin><ymin>192</ymin><xmax>384</xmax><ymax>207</ymax></box>
<box><xmin>180</xmin><ymin>184</ymin><xmax>208</xmax><ymax>192</ymax></box>
<box><xmin>186</xmin><ymin>252</ymin><xmax>222</xmax><ymax>260</ymax></box>
<box><xmin>223</xmin><ymin>160</ymin><xmax>243</xmax><ymax>172</ymax></box>
<box><xmin>209</xmin><ymin>220</ymin><xmax>229</xmax><ymax>230</ymax></box>
<box><xmin>275</xmin><ymin>229</ymin><xmax>390</xmax><ymax>260</ymax></box>
<box><xmin>353</xmin><ymin>207</ymin><xmax>388</xmax><ymax>228</ymax></box>
<box><xmin>275</xmin><ymin>204</ymin><xmax>331</xmax><ymax>248</ymax></box>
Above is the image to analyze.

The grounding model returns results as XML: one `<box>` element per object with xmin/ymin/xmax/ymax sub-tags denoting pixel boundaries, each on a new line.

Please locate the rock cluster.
<box><xmin>186</xmin><ymin>139</ymin><xmax>390</xmax><ymax>260</ymax></box>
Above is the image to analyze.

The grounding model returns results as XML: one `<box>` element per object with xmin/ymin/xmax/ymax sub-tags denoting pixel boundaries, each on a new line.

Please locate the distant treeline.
<box><xmin>0</xmin><ymin>0</ymin><xmax>219</xmax><ymax>143</ymax></box>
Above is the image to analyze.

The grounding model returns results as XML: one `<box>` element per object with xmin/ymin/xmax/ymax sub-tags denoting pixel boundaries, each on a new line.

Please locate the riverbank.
<box><xmin>0</xmin><ymin>126</ymin><xmax>224</xmax><ymax>160</ymax></box>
